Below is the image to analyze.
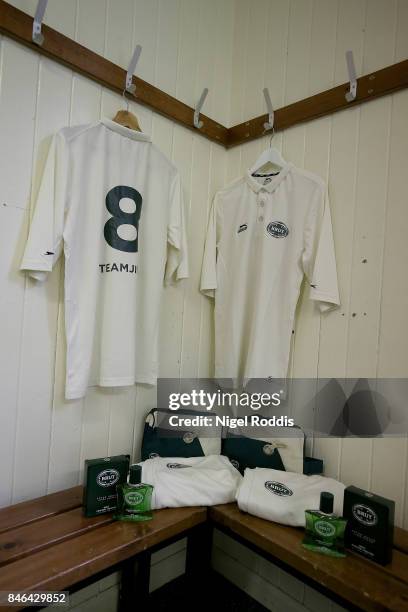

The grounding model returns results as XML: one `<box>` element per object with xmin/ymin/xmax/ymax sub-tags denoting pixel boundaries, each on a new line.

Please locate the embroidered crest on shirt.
<box><xmin>264</xmin><ymin>481</ymin><xmax>293</xmax><ymax>496</ymax></box>
<box><xmin>266</xmin><ymin>221</ymin><xmax>289</xmax><ymax>238</ymax></box>
<box><xmin>238</xmin><ymin>223</ymin><xmax>248</xmax><ymax>234</ymax></box>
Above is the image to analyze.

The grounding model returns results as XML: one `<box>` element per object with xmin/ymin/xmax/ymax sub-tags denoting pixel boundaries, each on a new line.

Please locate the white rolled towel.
<box><xmin>236</xmin><ymin>468</ymin><xmax>345</xmax><ymax>527</ymax></box>
<box><xmin>140</xmin><ymin>455</ymin><xmax>242</xmax><ymax>510</ymax></box>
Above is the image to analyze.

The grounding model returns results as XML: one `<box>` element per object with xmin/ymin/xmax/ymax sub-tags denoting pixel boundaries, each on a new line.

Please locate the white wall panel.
<box><xmin>175</xmin><ymin>0</ymin><xmax>199</xmax><ymax>108</ymax></box>
<box><xmin>229</xmin><ymin>0</ymin><xmax>249</xmax><ymax>126</ymax></box>
<box><xmin>76</xmin><ymin>0</ymin><xmax>107</xmax><ymax>56</ymax></box>
<box><xmin>12</xmin><ymin>58</ymin><xmax>72</xmax><ymax>502</ymax></box>
<box><xmin>264</xmin><ymin>0</ymin><xmax>290</xmax><ymax>111</ymax></box>
<box><xmin>180</xmin><ymin>135</ymin><xmax>211</xmax><ymax>377</ymax></box>
<box><xmin>0</xmin><ymin>38</ymin><xmax>39</xmax><ymax>507</ymax></box>
<box><xmin>132</xmin><ymin>0</ymin><xmax>159</xmax><ymax>85</ymax></box>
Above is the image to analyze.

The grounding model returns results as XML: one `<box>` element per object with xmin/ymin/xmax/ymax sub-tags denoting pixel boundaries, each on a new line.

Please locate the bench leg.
<box><xmin>119</xmin><ymin>550</ymin><xmax>151</xmax><ymax>611</ymax></box>
<box><xmin>185</xmin><ymin>522</ymin><xmax>213</xmax><ymax>584</ymax></box>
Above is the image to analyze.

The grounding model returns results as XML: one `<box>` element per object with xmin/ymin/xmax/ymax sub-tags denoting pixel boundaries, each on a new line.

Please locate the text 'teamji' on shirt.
<box><xmin>20</xmin><ymin>120</ymin><xmax>189</xmax><ymax>400</ymax></box>
<box><xmin>200</xmin><ymin>163</ymin><xmax>340</xmax><ymax>385</ymax></box>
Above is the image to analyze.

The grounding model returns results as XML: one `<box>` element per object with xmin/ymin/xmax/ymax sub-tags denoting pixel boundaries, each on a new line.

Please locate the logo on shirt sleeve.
<box><xmin>238</xmin><ymin>223</ymin><xmax>248</xmax><ymax>234</ymax></box>
<box><xmin>266</xmin><ymin>221</ymin><xmax>289</xmax><ymax>238</ymax></box>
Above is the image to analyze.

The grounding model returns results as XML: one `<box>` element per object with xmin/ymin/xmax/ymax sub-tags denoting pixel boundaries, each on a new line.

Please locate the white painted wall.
<box><xmin>0</xmin><ymin>1</ymin><xmax>407</xmax><ymax>610</ymax></box>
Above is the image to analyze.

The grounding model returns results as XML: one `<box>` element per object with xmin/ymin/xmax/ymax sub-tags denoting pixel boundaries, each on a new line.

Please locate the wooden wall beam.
<box><xmin>0</xmin><ymin>1</ymin><xmax>228</xmax><ymax>146</ymax></box>
<box><xmin>0</xmin><ymin>1</ymin><xmax>407</xmax><ymax>150</ymax></box>
<box><xmin>227</xmin><ymin>59</ymin><xmax>408</xmax><ymax>147</ymax></box>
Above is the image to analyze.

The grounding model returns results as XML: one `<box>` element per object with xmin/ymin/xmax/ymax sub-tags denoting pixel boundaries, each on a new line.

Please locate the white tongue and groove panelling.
<box><xmin>0</xmin><ymin>2</ymin><xmax>407</xmax><ymax>609</ymax></box>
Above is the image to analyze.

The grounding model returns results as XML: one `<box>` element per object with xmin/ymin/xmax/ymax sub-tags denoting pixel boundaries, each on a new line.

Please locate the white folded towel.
<box><xmin>140</xmin><ymin>455</ymin><xmax>242</xmax><ymax>510</ymax></box>
<box><xmin>236</xmin><ymin>468</ymin><xmax>345</xmax><ymax>527</ymax></box>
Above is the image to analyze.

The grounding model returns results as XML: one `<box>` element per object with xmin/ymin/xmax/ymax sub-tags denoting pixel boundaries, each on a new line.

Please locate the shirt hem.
<box><xmin>20</xmin><ymin>259</ymin><xmax>52</xmax><ymax>272</ymax></box>
<box><xmin>66</xmin><ymin>375</ymin><xmax>156</xmax><ymax>400</ymax></box>
<box><xmin>200</xmin><ymin>285</ymin><xmax>216</xmax><ymax>298</ymax></box>
<box><xmin>310</xmin><ymin>291</ymin><xmax>340</xmax><ymax>313</ymax></box>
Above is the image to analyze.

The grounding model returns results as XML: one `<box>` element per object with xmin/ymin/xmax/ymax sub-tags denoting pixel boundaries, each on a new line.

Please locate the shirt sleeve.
<box><xmin>20</xmin><ymin>132</ymin><xmax>68</xmax><ymax>281</ymax></box>
<box><xmin>164</xmin><ymin>172</ymin><xmax>189</xmax><ymax>285</ymax></box>
<box><xmin>200</xmin><ymin>193</ymin><xmax>219</xmax><ymax>298</ymax></box>
<box><xmin>302</xmin><ymin>184</ymin><xmax>340</xmax><ymax>312</ymax></box>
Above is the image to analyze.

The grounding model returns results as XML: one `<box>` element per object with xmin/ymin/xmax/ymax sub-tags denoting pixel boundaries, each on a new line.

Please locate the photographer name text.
<box><xmin>168</xmin><ymin>414</ymin><xmax>294</xmax><ymax>428</ymax></box>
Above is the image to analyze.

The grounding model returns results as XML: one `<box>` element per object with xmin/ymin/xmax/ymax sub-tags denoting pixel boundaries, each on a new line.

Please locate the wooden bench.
<box><xmin>0</xmin><ymin>488</ymin><xmax>407</xmax><ymax>612</ymax></box>
<box><xmin>209</xmin><ymin>504</ymin><xmax>408</xmax><ymax>612</ymax></box>
<box><xmin>0</xmin><ymin>487</ymin><xmax>209</xmax><ymax>611</ymax></box>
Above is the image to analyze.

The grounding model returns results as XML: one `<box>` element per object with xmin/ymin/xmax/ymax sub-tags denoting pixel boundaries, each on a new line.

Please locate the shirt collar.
<box><xmin>100</xmin><ymin>118</ymin><xmax>151</xmax><ymax>142</ymax></box>
<box><xmin>245</xmin><ymin>162</ymin><xmax>292</xmax><ymax>193</ymax></box>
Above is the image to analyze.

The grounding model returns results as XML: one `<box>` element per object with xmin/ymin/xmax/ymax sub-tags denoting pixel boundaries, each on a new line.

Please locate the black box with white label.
<box><xmin>343</xmin><ymin>485</ymin><xmax>394</xmax><ymax>565</ymax></box>
<box><xmin>83</xmin><ymin>455</ymin><xmax>130</xmax><ymax>517</ymax></box>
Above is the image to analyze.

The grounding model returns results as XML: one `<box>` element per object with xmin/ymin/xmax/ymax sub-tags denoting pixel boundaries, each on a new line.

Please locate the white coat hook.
<box><xmin>263</xmin><ymin>88</ymin><xmax>274</xmax><ymax>131</ymax></box>
<box><xmin>125</xmin><ymin>45</ymin><xmax>142</xmax><ymax>94</ymax></box>
<box><xmin>32</xmin><ymin>0</ymin><xmax>48</xmax><ymax>46</ymax></box>
<box><xmin>194</xmin><ymin>88</ymin><xmax>208</xmax><ymax>129</ymax></box>
<box><xmin>345</xmin><ymin>50</ymin><xmax>357</xmax><ymax>102</ymax></box>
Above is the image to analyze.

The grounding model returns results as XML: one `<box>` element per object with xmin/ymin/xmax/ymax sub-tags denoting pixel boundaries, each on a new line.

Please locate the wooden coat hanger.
<box><xmin>113</xmin><ymin>109</ymin><xmax>142</xmax><ymax>131</ymax></box>
<box><xmin>113</xmin><ymin>91</ymin><xmax>142</xmax><ymax>131</ymax></box>
<box><xmin>250</xmin><ymin>128</ymin><xmax>287</xmax><ymax>175</ymax></box>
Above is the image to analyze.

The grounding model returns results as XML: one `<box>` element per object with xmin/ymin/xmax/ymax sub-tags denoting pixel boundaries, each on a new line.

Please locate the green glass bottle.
<box><xmin>114</xmin><ymin>464</ymin><xmax>153</xmax><ymax>522</ymax></box>
<box><xmin>302</xmin><ymin>491</ymin><xmax>347</xmax><ymax>558</ymax></box>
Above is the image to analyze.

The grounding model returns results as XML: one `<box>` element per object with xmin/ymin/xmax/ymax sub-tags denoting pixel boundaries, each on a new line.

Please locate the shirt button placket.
<box><xmin>258</xmin><ymin>191</ymin><xmax>267</xmax><ymax>224</ymax></box>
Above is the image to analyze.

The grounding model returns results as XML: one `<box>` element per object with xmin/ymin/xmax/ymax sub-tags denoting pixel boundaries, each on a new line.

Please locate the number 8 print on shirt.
<box><xmin>104</xmin><ymin>185</ymin><xmax>142</xmax><ymax>253</ymax></box>
<box><xmin>21</xmin><ymin>119</ymin><xmax>188</xmax><ymax>399</ymax></box>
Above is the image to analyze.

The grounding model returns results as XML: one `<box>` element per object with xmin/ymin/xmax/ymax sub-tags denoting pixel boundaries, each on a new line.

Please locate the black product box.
<box><xmin>343</xmin><ymin>485</ymin><xmax>394</xmax><ymax>565</ymax></box>
<box><xmin>303</xmin><ymin>456</ymin><xmax>324</xmax><ymax>475</ymax></box>
<box><xmin>83</xmin><ymin>455</ymin><xmax>130</xmax><ymax>517</ymax></box>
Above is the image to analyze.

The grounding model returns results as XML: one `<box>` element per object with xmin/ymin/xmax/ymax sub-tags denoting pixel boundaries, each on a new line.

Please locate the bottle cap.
<box><xmin>319</xmin><ymin>491</ymin><xmax>334</xmax><ymax>513</ymax></box>
<box><xmin>129</xmin><ymin>464</ymin><xmax>142</xmax><ymax>485</ymax></box>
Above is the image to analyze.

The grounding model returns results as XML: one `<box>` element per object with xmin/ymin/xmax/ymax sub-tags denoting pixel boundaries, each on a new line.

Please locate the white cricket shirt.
<box><xmin>200</xmin><ymin>163</ymin><xmax>339</xmax><ymax>386</ymax></box>
<box><xmin>140</xmin><ymin>455</ymin><xmax>242</xmax><ymax>509</ymax></box>
<box><xmin>21</xmin><ymin>119</ymin><xmax>188</xmax><ymax>399</ymax></box>
<box><xmin>236</xmin><ymin>468</ymin><xmax>345</xmax><ymax>527</ymax></box>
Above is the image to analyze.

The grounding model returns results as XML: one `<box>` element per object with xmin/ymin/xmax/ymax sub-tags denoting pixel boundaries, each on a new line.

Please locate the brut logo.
<box><xmin>264</xmin><ymin>481</ymin><xmax>293</xmax><ymax>496</ymax></box>
<box><xmin>315</xmin><ymin>520</ymin><xmax>336</xmax><ymax>538</ymax></box>
<box><xmin>267</xmin><ymin>221</ymin><xmax>289</xmax><ymax>238</ymax></box>
<box><xmin>96</xmin><ymin>468</ymin><xmax>120</xmax><ymax>488</ymax></box>
<box><xmin>125</xmin><ymin>491</ymin><xmax>144</xmax><ymax>506</ymax></box>
<box><xmin>352</xmin><ymin>504</ymin><xmax>378</xmax><ymax>526</ymax></box>
<box><xmin>166</xmin><ymin>463</ymin><xmax>189</xmax><ymax>469</ymax></box>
